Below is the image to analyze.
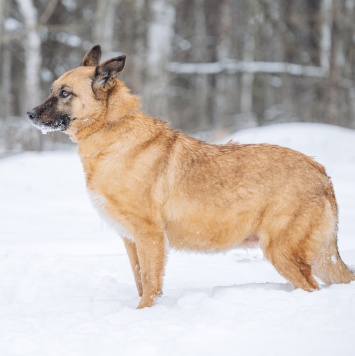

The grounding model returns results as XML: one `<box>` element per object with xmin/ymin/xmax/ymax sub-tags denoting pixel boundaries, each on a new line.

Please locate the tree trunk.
<box><xmin>192</xmin><ymin>0</ymin><xmax>209</xmax><ymax>129</ymax></box>
<box><xmin>94</xmin><ymin>0</ymin><xmax>120</xmax><ymax>55</ymax></box>
<box><xmin>320</xmin><ymin>0</ymin><xmax>333</xmax><ymax>73</ymax></box>
<box><xmin>0</xmin><ymin>0</ymin><xmax>8</xmax><ymax>117</ymax></box>
<box><xmin>16</xmin><ymin>0</ymin><xmax>42</xmax><ymax>149</ymax></box>
<box><xmin>0</xmin><ymin>0</ymin><xmax>4</xmax><ymax>48</ymax></box>
<box><xmin>306</xmin><ymin>0</ymin><xmax>321</xmax><ymax>65</ymax></box>
<box><xmin>240</xmin><ymin>1</ymin><xmax>258</xmax><ymax>115</ymax></box>
<box><xmin>16</xmin><ymin>0</ymin><xmax>42</xmax><ymax>111</ymax></box>
<box><xmin>145</xmin><ymin>0</ymin><xmax>175</xmax><ymax>118</ymax></box>
<box><xmin>215</xmin><ymin>0</ymin><xmax>232</xmax><ymax>131</ymax></box>
<box><xmin>1</xmin><ymin>44</ymin><xmax>13</xmax><ymax>118</ymax></box>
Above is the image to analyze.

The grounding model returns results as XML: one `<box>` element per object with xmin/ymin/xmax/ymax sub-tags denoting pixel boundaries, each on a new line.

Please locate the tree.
<box><xmin>16</xmin><ymin>0</ymin><xmax>42</xmax><ymax>113</ymax></box>
<box><xmin>94</xmin><ymin>0</ymin><xmax>121</xmax><ymax>55</ymax></box>
<box><xmin>1</xmin><ymin>0</ymin><xmax>355</xmax><ymax>152</ymax></box>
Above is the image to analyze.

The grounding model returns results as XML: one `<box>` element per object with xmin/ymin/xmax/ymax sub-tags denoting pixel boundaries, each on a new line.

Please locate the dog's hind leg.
<box><xmin>265</xmin><ymin>247</ymin><xmax>320</xmax><ymax>292</ymax></box>
<box><xmin>260</xmin><ymin>216</ymin><xmax>320</xmax><ymax>292</ymax></box>
<box><xmin>123</xmin><ymin>239</ymin><xmax>143</xmax><ymax>297</ymax></box>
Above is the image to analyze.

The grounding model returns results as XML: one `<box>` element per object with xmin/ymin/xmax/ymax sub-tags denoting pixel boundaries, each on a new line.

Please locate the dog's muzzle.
<box><xmin>27</xmin><ymin>107</ymin><xmax>71</xmax><ymax>133</ymax></box>
<box><xmin>27</xmin><ymin>109</ymin><xmax>37</xmax><ymax>121</ymax></box>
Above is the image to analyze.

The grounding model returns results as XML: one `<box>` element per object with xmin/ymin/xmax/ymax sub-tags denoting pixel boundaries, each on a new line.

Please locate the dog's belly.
<box><xmin>87</xmin><ymin>190</ymin><xmax>261</xmax><ymax>251</ymax></box>
<box><xmin>166</xmin><ymin>220</ymin><xmax>260</xmax><ymax>252</ymax></box>
<box><xmin>164</xmin><ymin>199</ymin><xmax>263</xmax><ymax>252</ymax></box>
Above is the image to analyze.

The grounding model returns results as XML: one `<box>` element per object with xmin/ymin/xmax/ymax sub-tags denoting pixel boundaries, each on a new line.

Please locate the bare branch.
<box><xmin>166</xmin><ymin>60</ymin><xmax>328</xmax><ymax>77</ymax></box>
<box><xmin>39</xmin><ymin>0</ymin><xmax>60</xmax><ymax>24</ymax></box>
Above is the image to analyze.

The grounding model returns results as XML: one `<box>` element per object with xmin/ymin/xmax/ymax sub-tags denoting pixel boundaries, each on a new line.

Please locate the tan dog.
<box><xmin>27</xmin><ymin>45</ymin><xmax>354</xmax><ymax>308</ymax></box>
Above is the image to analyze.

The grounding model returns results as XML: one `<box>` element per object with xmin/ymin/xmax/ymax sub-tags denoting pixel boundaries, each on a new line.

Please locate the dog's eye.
<box><xmin>59</xmin><ymin>89</ymin><xmax>70</xmax><ymax>98</ymax></box>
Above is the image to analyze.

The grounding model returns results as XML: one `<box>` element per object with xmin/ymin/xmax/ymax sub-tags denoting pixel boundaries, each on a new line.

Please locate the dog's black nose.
<box><xmin>27</xmin><ymin>109</ymin><xmax>37</xmax><ymax>120</ymax></box>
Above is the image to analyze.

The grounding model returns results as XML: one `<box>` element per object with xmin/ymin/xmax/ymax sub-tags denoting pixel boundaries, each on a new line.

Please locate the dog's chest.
<box><xmin>88</xmin><ymin>190</ymin><xmax>134</xmax><ymax>241</ymax></box>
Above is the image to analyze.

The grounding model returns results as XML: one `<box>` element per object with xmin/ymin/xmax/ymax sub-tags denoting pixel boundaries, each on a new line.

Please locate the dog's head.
<box><xmin>27</xmin><ymin>45</ymin><xmax>126</xmax><ymax>136</ymax></box>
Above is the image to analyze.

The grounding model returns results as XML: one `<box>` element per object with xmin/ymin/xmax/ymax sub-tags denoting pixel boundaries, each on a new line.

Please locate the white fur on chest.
<box><xmin>88</xmin><ymin>190</ymin><xmax>134</xmax><ymax>241</ymax></box>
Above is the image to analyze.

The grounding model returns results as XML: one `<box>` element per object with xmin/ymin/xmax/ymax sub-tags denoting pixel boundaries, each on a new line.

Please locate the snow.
<box><xmin>0</xmin><ymin>123</ymin><xmax>354</xmax><ymax>356</ymax></box>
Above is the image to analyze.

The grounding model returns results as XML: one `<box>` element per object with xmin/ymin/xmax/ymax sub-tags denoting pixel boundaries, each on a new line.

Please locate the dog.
<box><xmin>27</xmin><ymin>45</ymin><xmax>354</xmax><ymax>308</ymax></box>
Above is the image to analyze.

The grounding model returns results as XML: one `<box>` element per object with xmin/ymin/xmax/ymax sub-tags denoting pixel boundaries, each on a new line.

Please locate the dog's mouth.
<box><xmin>29</xmin><ymin>115</ymin><xmax>71</xmax><ymax>135</ymax></box>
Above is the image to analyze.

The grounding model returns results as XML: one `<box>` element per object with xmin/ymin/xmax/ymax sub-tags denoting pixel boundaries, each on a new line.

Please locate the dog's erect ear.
<box><xmin>92</xmin><ymin>55</ymin><xmax>126</xmax><ymax>92</ymax></box>
<box><xmin>80</xmin><ymin>45</ymin><xmax>102</xmax><ymax>67</ymax></box>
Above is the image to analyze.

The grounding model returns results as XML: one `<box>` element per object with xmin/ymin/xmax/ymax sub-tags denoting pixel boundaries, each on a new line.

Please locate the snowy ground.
<box><xmin>0</xmin><ymin>123</ymin><xmax>354</xmax><ymax>356</ymax></box>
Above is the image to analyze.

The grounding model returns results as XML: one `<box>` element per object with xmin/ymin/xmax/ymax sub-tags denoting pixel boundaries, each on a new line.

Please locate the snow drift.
<box><xmin>0</xmin><ymin>123</ymin><xmax>354</xmax><ymax>356</ymax></box>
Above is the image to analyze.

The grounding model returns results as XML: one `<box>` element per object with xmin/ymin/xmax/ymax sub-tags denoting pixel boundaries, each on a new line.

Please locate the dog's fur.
<box><xmin>28</xmin><ymin>45</ymin><xmax>354</xmax><ymax>308</ymax></box>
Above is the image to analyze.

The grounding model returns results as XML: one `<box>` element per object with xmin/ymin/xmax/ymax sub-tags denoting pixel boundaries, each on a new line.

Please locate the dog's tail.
<box><xmin>312</xmin><ymin>236</ymin><xmax>355</xmax><ymax>285</ymax></box>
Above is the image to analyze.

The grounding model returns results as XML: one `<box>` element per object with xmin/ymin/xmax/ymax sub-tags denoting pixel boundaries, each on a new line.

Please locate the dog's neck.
<box><xmin>66</xmin><ymin>82</ymin><xmax>140</xmax><ymax>143</ymax></box>
<box><xmin>106</xmin><ymin>83</ymin><xmax>141</xmax><ymax>123</ymax></box>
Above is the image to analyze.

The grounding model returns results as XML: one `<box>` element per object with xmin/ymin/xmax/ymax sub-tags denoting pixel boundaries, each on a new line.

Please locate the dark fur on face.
<box><xmin>27</xmin><ymin>96</ymin><xmax>72</xmax><ymax>133</ymax></box>
<box><xmin>27</xmin><ymin>45</ymin><xmax>125</xmax><ymax>136</ymax></box>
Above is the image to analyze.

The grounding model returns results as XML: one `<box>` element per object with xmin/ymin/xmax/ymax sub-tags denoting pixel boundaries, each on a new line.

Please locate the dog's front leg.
<box><xmin>123</xmin><ymin>239</ymin><xmax>143</xmax><ymax>297</ymax></box>
<box><xmin>135</xmin><ymin>230</ymin><xmax>166</xmax><ymax>309</ymax></box>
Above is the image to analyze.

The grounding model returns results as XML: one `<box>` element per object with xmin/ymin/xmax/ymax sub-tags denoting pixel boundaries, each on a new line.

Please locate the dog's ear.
<box><xmin>92</xmin><ymin>55</ymin><xmax>126</xmax><ymax>92</ymax></box>
<box><xmin>80</xmin><ymin>45</ymin><xmax>102</xmax><ymax>67</ymax></box>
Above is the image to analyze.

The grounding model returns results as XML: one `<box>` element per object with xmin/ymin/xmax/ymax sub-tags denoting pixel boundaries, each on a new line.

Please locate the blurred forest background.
<box><xmin>0</xmin><ymin>0</ymin><xmax>355</xmax><ymax>151</ymax></box>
